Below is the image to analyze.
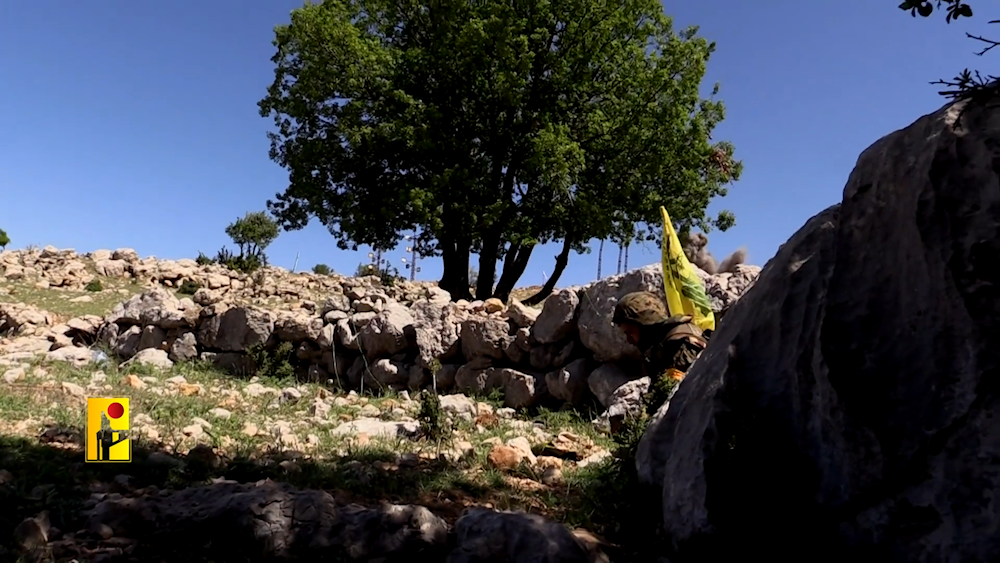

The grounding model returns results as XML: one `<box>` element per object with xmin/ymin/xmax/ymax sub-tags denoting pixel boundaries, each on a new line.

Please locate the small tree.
<box><xmin>312</xmin><ymin>263</ymin><xmax>331</xmax><ymax>275</ymax></box>
<box><xmin>0</xmin><ymin>229</ymin><xmax>9</xmax><ymax>251</ymax></box>
<box><xmin>225</xmin><ymin>211</ymin><xmax>280</xmax><ymax>261</ymax></box>
<box><xmin>217</xmin><ymin>211</ymin><xmax>280</xmax><ymax>273</ymax></box>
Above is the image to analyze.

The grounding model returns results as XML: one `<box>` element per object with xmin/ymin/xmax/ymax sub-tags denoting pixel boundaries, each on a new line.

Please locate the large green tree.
<box><xmin>259</xmin><ymin>0</ymin><xmax>740</xmax><ymax>301</ymax></box>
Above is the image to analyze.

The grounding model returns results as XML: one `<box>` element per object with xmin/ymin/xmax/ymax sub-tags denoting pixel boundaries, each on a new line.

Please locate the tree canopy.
<box><xmin>0</xmin><ymin>229</ymin><xmax>8</xmax><ymax>251</ymax></box>
<box><xmin>213</xmin><ymin>211</ymin><xmax>281</xmax><ymax>273</ymax></box>
<box><xmin>259</xmin><ymin>0</ymin><xmax>741</xmax><ymax>300</ymax></box>
<box><xmin>225</xmin><ymin>211</ymin><xmax>280</xmax><ymax>260</ymax></box>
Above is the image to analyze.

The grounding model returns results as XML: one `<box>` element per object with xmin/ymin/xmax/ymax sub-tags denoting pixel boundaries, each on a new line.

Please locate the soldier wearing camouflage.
<box><xmin>612</xmin><ymin>290</ymin><xmax>709</xmax><ymax>386</ymax></box>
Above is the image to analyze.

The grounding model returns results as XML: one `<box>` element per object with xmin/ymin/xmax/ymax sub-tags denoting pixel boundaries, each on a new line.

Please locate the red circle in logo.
<box><xmin>106</xmin><ymin>402</ymin><xmax>124</xmax><ymax>419</ymax></box>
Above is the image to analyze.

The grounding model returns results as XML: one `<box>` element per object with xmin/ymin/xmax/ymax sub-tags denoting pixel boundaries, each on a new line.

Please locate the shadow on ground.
<box><xmin>0</xmin><ymin>422</ymin><xmax>665</xmax><ymax>562</ymax></box>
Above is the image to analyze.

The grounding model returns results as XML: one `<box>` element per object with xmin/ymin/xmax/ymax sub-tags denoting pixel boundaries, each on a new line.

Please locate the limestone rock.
<box><xmin>447</xmin><ymin>507</ymin><xmax>591</xmax><ymax>563</ymax></box>
<box><xmin>532</xmin><ymin>288</ymin><xmax>580</xmax><ymax>344</ymax></box>
<box><xmin>644</xmin><ymin>99</ymin><xmax>1000</xmax><ymax>561</ymax></box>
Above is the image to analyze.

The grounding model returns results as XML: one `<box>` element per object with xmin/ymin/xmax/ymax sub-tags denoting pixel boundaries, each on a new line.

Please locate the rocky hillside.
<box><xmin>0</xmin><ymin>245</ymin><xmax>760</xmax><ymax>562</ymax></box>
<box><xmin>1</xmin><ymin>246</ymin><xmax>760</xmax><ymax>429</ymax></box>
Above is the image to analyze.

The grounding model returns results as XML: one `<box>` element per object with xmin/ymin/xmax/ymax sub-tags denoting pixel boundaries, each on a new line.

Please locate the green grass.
<box><xmin>0</xmin><ymin>357</ymin><xmax>644</xmax><ymax>559</ymax></box>
<box><xmin>0</xmin><ymin>255</ymin><xmax>654</xmax><ymax>560</ymax></box>
<box><xmin>0</xmin><ymin>277</ymin><xmax>144</xmax><ymax>320</ymax></box>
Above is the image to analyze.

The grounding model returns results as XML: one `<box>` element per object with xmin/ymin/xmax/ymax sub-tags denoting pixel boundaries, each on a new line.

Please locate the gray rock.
<box><xmin>365</xmin><ymin>357</ymin><xmax>409</xmax><ymax>387</ymax></box>
<box><xmin>447</xmin><ymin>507</ymin><xmax>591</xmax><ymax>563</ymax></box>
<box><xmin>112</xmin><ymin>325</ymin><xmax>142</xmax><ymax>359</ymax></box>
<box><xmin>107</xmin><ymin>288</ymin><xmax>197</xmax><ymax>329</ymax></box>
<box><xmin>137</xmin><ymin>324</ymin><xmax>166</xmax><ymax>351</ymax></box>
<box><xmin>546</xmin><ymin>358</ymin><xmax>593</xmax><ymax>405</ymax></box>
<box><xmin>460</xmin><ymin>317</ymin><xmax>512</xmax><ymax>360</ymax></box>
<box><xmin>505</xmin><ymin>299</ymin><xmax>541</xmax><ymax>328</ymax></box>
<box><xmin>330</xmin><ymin>418</ymin><xmax>419</xmax><ymax>438</ymax></box>
<box><xmin>356</xmin><ymin>304</ymin><xmax>415</xmax><ymax>360</ymax></box>
<box><xmin>532</xmin><ymin>289</ymin><xmax>580</xmax><ymax>344</ymax></box>
<box><xmin>82</xmin><ymin>480</ymin><xmax>449</xmax><ymax>560</ymax></box>
<box><xmin>588</xmin><ymin>362</ymin><xmax>633</xmax><ymax>407</ymax></box>
<box><xmin>125</xmin><ymin>348</ymin><xmax>173</xmax><ymax>369</ymax></box>
<box><xmin>169</xmin><ymin>331</ymin><xmax>199</xmax><ymax>362</ymax></box>
<box><xmin>502</xmin><ymin>369</ymin><xmax>546</xmax><ymax>409</ymax></box>
<box><xmin>196</xmin><ymin>306</ymin><xmax>274</xmax><ymax>352</ymax></box>
<box><xmin>439</xmin><ymin>394</ymin><xmax>477</xmax><ymax>417</ymax></box>
<box><xmin>647</xmin><ymin>98</ymin><xmax>1000</xmax><ymax>561</ymax></box>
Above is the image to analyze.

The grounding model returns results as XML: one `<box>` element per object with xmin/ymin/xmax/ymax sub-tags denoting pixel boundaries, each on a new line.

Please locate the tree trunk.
<box><xmin>438</xmin><ymin>236</ymin><xmax>472</xmax><ymax>301</ymax></box>
<box><xmin>475</xmin><ymin>232</ymin><xmax>501</xmax><ymax>301</ymax></box>
<box><xmin>492</xmin><ymin>243</ymin><xmax>534</xmax><ymax>302</ymax></box>
<box><xmin>523</xmin><ymin>236</ymin><xmax>572</xmax><ymax>306</ymax></box>
<box><xmin>597</xmin><ymin>239</ymin><xmax>604</xmax><ymax>279</ymax></box>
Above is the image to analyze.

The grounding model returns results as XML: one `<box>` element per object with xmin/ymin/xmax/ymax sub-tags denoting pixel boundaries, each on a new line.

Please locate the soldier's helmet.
<box><xmin>612</xmin><ymin>291</ymin><xmax>669</xmax><ymax>326</ymax></box>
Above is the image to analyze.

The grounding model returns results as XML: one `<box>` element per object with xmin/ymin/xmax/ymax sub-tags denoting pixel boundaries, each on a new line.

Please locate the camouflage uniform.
<box><xmin>612</xmin><ymin>291</ymin><xmax>709</xmax><ymax>416</ymax></box>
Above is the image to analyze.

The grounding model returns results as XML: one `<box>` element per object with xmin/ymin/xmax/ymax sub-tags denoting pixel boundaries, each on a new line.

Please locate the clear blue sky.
<box><xmin>0</xmin><ymin>1</ymin><xmax>989</xmax><ymax>288</ymax></box>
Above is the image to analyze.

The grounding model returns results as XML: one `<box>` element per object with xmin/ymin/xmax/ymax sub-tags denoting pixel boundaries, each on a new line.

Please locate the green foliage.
<box><xmin>354</xmin><ymin>262</ymin><xmax>402</xmax><ymax>286</ymax></box>
<box><xmin>84</xmin><ymin>279</ymin><xmax>103</xmax><ymax>292</ymax></box>
<box><xmin>177</xmin><ymin>279</ymin><xmax>202</xmax><ymax>295</ymax></box>
<box><xmin>225</xmin><ymin>211</ymin><xmax>280</xmax><ymax>258</ymax></box>
<box><xmin>644</xmin><ymin>374</ymin><xmax>680</xmax><ymax>417</ymax></box>
<box><xmin>0</xmin><ymin>228</ymin><xmax>9</xmax><ymax>250</ymax></box>
<box><xmin>214</xmin><ymin>246</ymin><xmax>265</xmax><ymax>274</ymax></box>
<box><xmin>312</xmin><ymin>263</ymin><xmax>332</xmax><ymax>275</ymax></box>
<box><xmin>572</xmin><ymin>412</ymin><xmax>665</xmax><ymax>560</ymax></box>
<box><xmin>211</xmin><ymin>211</ymin><xmax>280</xmax><ymax>273</ymax></box>
<box><xmin>259</xmin><ymin>0</ymin><xmax>741</xmax><ymax>298</ymax></box>
<box><xmin>417</xmin><ymin>391</ymin><xmax>447</xmax><ymax>442</ymax></box>
<box><xmin>195</xmin><ymin>252</ymin><xmax>212</xmax><ymax>266</ymax></box>
<box><xmin>246</xmin><ymin>341</ymin><xmax>297</xmax><ymax>380</ymax></box>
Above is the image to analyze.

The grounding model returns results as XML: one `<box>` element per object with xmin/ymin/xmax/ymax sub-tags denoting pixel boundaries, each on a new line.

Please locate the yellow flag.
<box><xmin>660</xmin><ymin>206</ymin><xmax>716</xmax><ymax>331</ymax></box>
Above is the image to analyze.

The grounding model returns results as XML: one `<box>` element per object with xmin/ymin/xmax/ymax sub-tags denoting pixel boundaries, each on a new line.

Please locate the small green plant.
<box><xmin>246</xmin><ymin>341</ymin><xmax>297</xmax><ymax>380</ymax></box>
<box><xmin>354</xmin><ymin>262</ymin><xmax>402</xmax><ymax>286</ymax></box>
<box><xmin>177</xmin><ymin>279</ymin><xmax>202</xmax><ymax>295</ymax></box>
<box><xmin>214</xmin><ymin>246</ymin><xmax>264</xmax><ymax>274</ymax></box>
<box><xmin>0</xmin><ymin>228</ymin><xmax>9</xmax><ymax>251</ymax></box>
<box><xmin>195</xmin><ymin>252</ymin><xmax>213</xmax><ymax>266</ymax></box>
<box><xmin>644</xmin><ymin>374</ymin><xmax>680</xmax><ymax>417</ymax></box>
<box><xmin>417</xmin><ymin>390</ymin><xmax>447</xmax><ymax>442</ymax></box>
<box><xmin>312</xmin><ymin>263</ymin><xmax>331</xmax><ymax>275</ymax></box>
<box><xmin>84</xmin><ymin>279</ymin><xmax>103</xmax><ymax>292</ymax></box>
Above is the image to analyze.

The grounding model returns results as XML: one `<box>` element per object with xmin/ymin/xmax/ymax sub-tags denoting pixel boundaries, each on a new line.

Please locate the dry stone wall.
<box><xmin>0</xmin><ymin>246</ymin><xmax>760</xmax><ymax>426</ymax></box>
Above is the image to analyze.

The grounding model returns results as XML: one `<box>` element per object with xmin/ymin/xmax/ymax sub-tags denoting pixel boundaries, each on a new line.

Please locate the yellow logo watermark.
<box><xmin>85</xmin><ymin>398</ymin><xmax>131</xmax><ymax>463</ymax></box>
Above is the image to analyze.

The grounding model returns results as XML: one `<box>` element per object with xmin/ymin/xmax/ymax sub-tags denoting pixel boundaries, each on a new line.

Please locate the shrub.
<box><xmin>355</xmin><ymin>262</ymin><xmax>402</xmax><ymax>286</ymax></box>
<box><xmin>246</xmin><ymin>341</ymin><xmax>296</xmax><ymax>380</ymax></box>
<box><xmin>195</xmin><ymin>252</ymin><xmax>212</xmax><ymax>266</ymax></box>
<box><xmin>177</xmin><ymin>279</ymin><xmax>201</xmax><ymax>295</ymax></box>
<box><xmin>312</xmin><ymin>263</ymin><xmax>331</xmax><ymax>275</ymax></box>
<box><xmin>417</xmin><ymin>391</ymin><xmax>447</xmax><ymax>442</ymax></box>
<box><xmin>84</xmin><ymin>279</ymin><xmax>103</xmax><ymax>292</ymax></box>
<box><xmin>214</xmin><ymin>247</ymin><xmax>264</xmax><ymax>274</ymax></box>
<box><xmin>0</xmin><ymin>228</ymin><xmax>8</xmax><ymax>251</ymax></box>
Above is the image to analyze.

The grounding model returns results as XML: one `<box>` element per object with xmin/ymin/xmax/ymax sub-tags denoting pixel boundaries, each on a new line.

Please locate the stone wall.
<box><xmin>0</xmin><ymin>247</ymin><xmax>760</xmax><ymax>425</ymax></box>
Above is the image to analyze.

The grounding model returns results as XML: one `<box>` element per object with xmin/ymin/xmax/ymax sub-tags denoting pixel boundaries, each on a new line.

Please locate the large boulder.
<box><xmin>576</xmin><ymin>265</ymin><xmax>663</xmax><ymax>362</ymax></box>
<box><xmin>640</xmin><ymin>99</ymin><xmax>1000</xmax><ymax>561</ymax></box>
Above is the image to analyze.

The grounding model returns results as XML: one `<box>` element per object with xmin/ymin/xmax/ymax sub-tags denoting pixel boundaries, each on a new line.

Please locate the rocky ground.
<box><xmin>0</xmin><ymin>246</ymin><xmax>759</xmax><ymax>562</ymax></box>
